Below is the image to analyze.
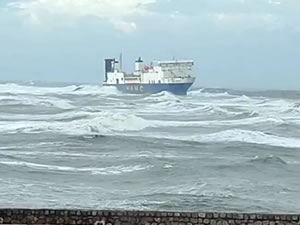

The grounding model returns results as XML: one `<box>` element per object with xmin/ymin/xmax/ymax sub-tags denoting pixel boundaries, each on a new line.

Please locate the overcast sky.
<box><xmin>0</xmin><ymin>0</ymin><xmax>300</xmax><ymax>89</ymax></box>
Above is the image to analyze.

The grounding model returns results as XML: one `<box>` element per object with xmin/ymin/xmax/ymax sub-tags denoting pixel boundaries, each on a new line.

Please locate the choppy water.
<box><xmin>0</xmin><ymin>82</ymin><xmax>300</xmax><ymax>213</ymax></box>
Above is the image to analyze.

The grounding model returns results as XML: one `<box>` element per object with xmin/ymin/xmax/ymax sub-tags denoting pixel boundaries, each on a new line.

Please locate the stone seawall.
<box><xmin>0</xmin><ymin>209</ymin><xmax>299</xmax><ymax>225</ymax></box>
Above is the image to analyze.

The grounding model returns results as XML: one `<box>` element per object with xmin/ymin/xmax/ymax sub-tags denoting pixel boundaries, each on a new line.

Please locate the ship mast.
<box><xmin>119</xmin><ymin>53</ymin><xmax>123</xmax><ymax>71</ymax></box>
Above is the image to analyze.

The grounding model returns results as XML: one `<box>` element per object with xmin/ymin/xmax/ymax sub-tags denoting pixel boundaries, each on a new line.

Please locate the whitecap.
<box><xmin>187</xmin><ymin>89</ymin><xmax>232</xmax><ymax>98</ymax></box>
<box><xmin>70</xmin><ymin>85</ymin><xmax>121</xmax><ymax>96</ymax></box>
<box><xmin>0</xmin><ymin>111</ymin><xmax>151</xmax><ymax>135</ymax></box>
<box><xmin>0</xmin><ymin>83</ymin><xmax>77</xmax><ymax>95</ymax></box>
<box><xmin>0</xmin><ymin>95</ymin><xmax>74</xmax><ymax>109</ymax></box>
<box><xmin>151</xmin><ymin>116</ymin><xmax>284</xmax><ymax>128</ymax></box>
<box><xmin>0</xmin><ymin>111</ymin><xmax>91</xmax><ymax>121</ymax></box>
<box><xmin>0</xmin><ymin>83</ymin><xmax>121</xmax><ymax>97</ymax></box>
<box><xmin>0</xmin><ymin>160</ymin><xmax>153</xmax><ymax>175</ymax></box>
<box><xmin>143</xmin><ymin>91</ymin><xmax>180</xmax><ymax>102</ymax></box>
<box><xmin>189</xmin><ymin>129</ymin><xmax>300</xmax><ymax>148</ymax></box>
<box><xmin>249</xmin><ymin>155</ymin><xmax>287</xmax><ymax>165</ymax></box>
<box><xmin>142</xmin><ymin>129</ymin><xmax>300</xmax><ymax>149</ymax></box>
<box><xmin>163</xmin><ymin>164</ymin><xmax>173</xmax><ymax>169</ymax></box>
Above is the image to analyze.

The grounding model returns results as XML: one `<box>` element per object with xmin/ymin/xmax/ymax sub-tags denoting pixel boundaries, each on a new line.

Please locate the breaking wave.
<box><xmin>144</xmin><ymin>129</ymin><xmax>300</xmax><ymax>149</ymax></box>
<box><xmin>151</xmin><ymin>116</ymin><xmax>284</xmax><ymax>128</ymax></box>
<box><xmin>1</xmin><ymin>112</ymin><xmax>286</xmax><ymax>136</ymax></box>
<box><xmin>0</xmin><ymin>95</ymin><xmax>75</xmax><ymax>109</ymax></box>
<box><xmin>189</xmin><ymin>129</ymin><xmax>300</xmax><ymax>148</ymax></box>
<box><xmin>0</xmin><ymin>111</ymin><xmax>151</xmax><ymax>135</ymax></box>
<box><xmin>0</xmin><ymin>111</ymin><xmax>90</xmax><ymax>122</ymax></box>
<box><xmin>188</xmin><ymin>89</ymin><xmax>232</xmax><ymax>97</ymax></box>
<box><xmin>143</xmin><ymin>91</ymin><xmax>181</xmax><ymax>102</ymax></box>
<box><xmin>0</xmin><ymin>83</ymin><xmax>120</xmax><ymax>96</ymax></box>
<box><xmin>69</xmin><ymin>85</ymin><xmax>121</xmax><ymax>96</ymax></box>
<box><xmin>0</xmin><ymin>160</ymin><xmax>152</xmax><ymax>175</ymax></box>
<box><xmin>249</xmin><ymin>155</ymin><xmax>288</xmax><ymax>165</ymax></box>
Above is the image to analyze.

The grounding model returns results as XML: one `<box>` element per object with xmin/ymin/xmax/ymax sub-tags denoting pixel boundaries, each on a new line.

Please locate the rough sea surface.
<box><xmin>0</xmin><ymin>82</ymin><xmax>300</xmax><ymax>213</ymax></box>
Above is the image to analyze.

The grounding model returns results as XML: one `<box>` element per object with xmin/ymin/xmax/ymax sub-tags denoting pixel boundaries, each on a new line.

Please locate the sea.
<box><xmin>0</xmin><ymin>82</ymin><xmax>299</xmax><ymax>213</ymax></box>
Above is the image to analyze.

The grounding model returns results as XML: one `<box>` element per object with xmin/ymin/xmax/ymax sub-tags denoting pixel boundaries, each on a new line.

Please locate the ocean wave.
<box><xmin>198</xmin><ymin>105</ymin><xmax>249</xmax><ymax>116</ymax></box>
<box><xmin>0</xmin><ymin>111</ymin><xmax>91</xmax><ymax>122</ymax></box>
<box><xmin>139</xmin><ymin>184</ymin><xmax>233</xmax><ymax>199</ymax></box>
<box><xmin>143</xmin><ymin>91</ymin><xmax>180</xmax><ymax>102</ymax></box>
<box><xmin>0</xmin><ymin>95</ymin><xmax>74</xmax><ymax>109</ymax></box>
<box><xmin>140</xmin><ymin>99</ymin><xmax>260</xmax><ymax>116</ymax></box>
<box><xmin>230</xmin><ymin>111</ymin><xmax>260</xmax><ymax>119</ymax></box>
<box><xmin>152</xmin><ymin>115</ymin><xmax>284</xmax><ymax>128</ymax></box>
<box><xmin>257</xmin><ymin>99</ymin><xmax>297</xmax><ymax>113</ymax></box>
<box><xmin>0</xmin><ymin>83</ymin><xmax>77</xmax><ymax>95</ymax></box>
<box><xmin>0</xmin><ymin>111</ymin><xmax>151</xmax><ymax>135</ymax></box>
<box><xmin>0</xmin><ymin>146</ymin><xmax>24</xmax><ymax>150</ymax></box>
<box><xmin>188</xmin><ymin>89</ymin><xmax>232</xmax><ymax>98</ymax></box>
<box><xmin>70</xmin><ymin>85</ymin><xmax>121</xmax><ymax>96</ymax></box>
<box><xmin>249</xmin><ymin>155</ymin><xmax>288</xmax><ymax>165</ymax></box>
<box><xmin>163</xmin><ymin>164</ymin><xmax>173</xmax><ymax>169</ymax></box>
<box><xmin>0</xmin><ymin>160</ymin><xmax>152</xmax><ymax>175</ymax></box>
<box><xmin>224</xmin><ymin>95</ymin><xmax>264</xmax><ymax>103</ymax></box>
<box><xmin>190</xmin><ymin>129</ymin><xmax>300</xmax><ymax>148</ymax></box>
<box><xmin>0</xmin><ymin>150</ymin><xmax>93</xmax><ymax>158</ymax></box>
<box><xmin>0</xmin><ymin>83</ymin><xmax>121</xmax><ymax>97</ymax></box>
<box><xmin>279</xmin><ymin>102</ymin><xmax>300</xmax><ymax>114</ymax></box>
<box><xmin>143</xmin><ymin>129</ymin><xmax>300</xmax><ymax>149</ymax></box>
<box><xmin>214</xmin><ymin>155</ymin><xmax>290</xmax><ymax>170</ymax></box>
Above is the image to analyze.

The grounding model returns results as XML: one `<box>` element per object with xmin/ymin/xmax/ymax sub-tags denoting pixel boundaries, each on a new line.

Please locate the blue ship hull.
<box><xmin>104</xmin><ymin>83</ymin><xmax>194</xmax><ymax>95</ymax></box>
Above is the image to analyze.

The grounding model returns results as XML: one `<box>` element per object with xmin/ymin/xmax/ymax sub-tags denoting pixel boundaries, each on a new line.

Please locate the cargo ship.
<box><xmin>102</xmin><ymin>55</ymin><xmax>195</xmax><ymax>95</ymax></box>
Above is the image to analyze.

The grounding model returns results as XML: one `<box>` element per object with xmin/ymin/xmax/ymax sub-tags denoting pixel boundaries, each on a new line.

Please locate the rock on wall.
<box><xmin>0</xmin><ymin>209</ymin><xmax>299</xmax><ymax>225</ymax></box>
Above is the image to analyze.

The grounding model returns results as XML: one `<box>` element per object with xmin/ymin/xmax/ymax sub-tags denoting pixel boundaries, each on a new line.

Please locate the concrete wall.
<box><xmin>0</xmin><ymin>209</ymin><xmax>299</xmax><ymax>225</ymax></box>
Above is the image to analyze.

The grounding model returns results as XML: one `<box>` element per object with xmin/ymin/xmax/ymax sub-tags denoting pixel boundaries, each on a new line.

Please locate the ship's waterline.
<box><xmin>104</xmin><ymin>82</ymin><xmax>194</xmax><ymax>95</ymax></box>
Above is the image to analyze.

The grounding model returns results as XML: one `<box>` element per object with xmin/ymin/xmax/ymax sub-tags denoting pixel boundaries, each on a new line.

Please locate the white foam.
<box><xmin>91</xmin><ymin>165</ymin><xmax>153</xmax><ymax>175</ymax></box>
<box><xmin>200</xmin><ymin>105</ymin><xmax>238</xmax><ymax>115</ymax></box>
<box><xmin>143</xmin><ymin>91</ymin><xmax>180</xmax><ymax>102</ymax></box>
<box><xmin>0</xmin><ymin>150</ymin><xmax>91</xmax><ymax>158</ymax></box>
<box><xmin>163</xmin><ymin>164</ymin><xmax>173</xmax><ymax>169</ymax></box>
<box><xmin>139</xmin><ymin>128</ymin><xmax>300</xmax><ymax>149</ymax></box>
<box><xmin>0</xmin><ymin>111</ymin><xmax>91</xmax><ymax>121</ymax></box>
<box><xmin>70</xmin><ymin>85</ymin><xmax>121</xmax><ymax>96</ymax></box>
<box><xmin>187</xmin><ymin>89</ymin><xmax>232</xmax><ymax>98</ymax></box>
<box><xmin>146</xmin><ymin>102</ymin><xmax>238</xmax><ymax>115</ymax></box>
<box><xmin>144</xmin><ymin>182</ymin><xmax>209</xmax><ymax>196</ymax></box>
<box><xmin>0</xmin><ymin>111</ymin><xmax>151</xmax><ymax>135</ymax></box>
<box><xmin>0</xmin><ymin>95</ymin><xmax>74</xmax><ymax>109</ymax></box>
<box><xmin>0</xmin><ymin>160</ymin><xmax>152</xmax><ymax>175</ymax></box>
<box><xmin>185</xmin><ymin>94</ymin><xmax>300</xmax><ymax>120</ymax></box>
<box><xmin>0</xmin><ymin>83</ymin><xmax>120</xmax><ymax>96</ymax></box>
<box><xmin>151</xmin><ymin>116</ymin><xmax>284</xmax><ymax>128</ymax></box>
<box><xmin>188</xmin><ymin>129</ymin><xmax>300</xmax><ymax>148</ymax></box>
<box><xmin>139</xmin><ymin>96</ymin><xmax>248</xmax><ymax>115</ymax></box>
<box><xmin>0</xmin><ymin>83</ymin><xmax>77</xmax><ymax>95</ymax></box>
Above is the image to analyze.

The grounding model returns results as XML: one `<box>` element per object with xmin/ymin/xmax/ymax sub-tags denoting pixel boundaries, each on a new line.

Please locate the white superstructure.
<box><xmin>103</xmin><ymin>57</ymin><xmax>195</xmax><ymax>85</ymax></box>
